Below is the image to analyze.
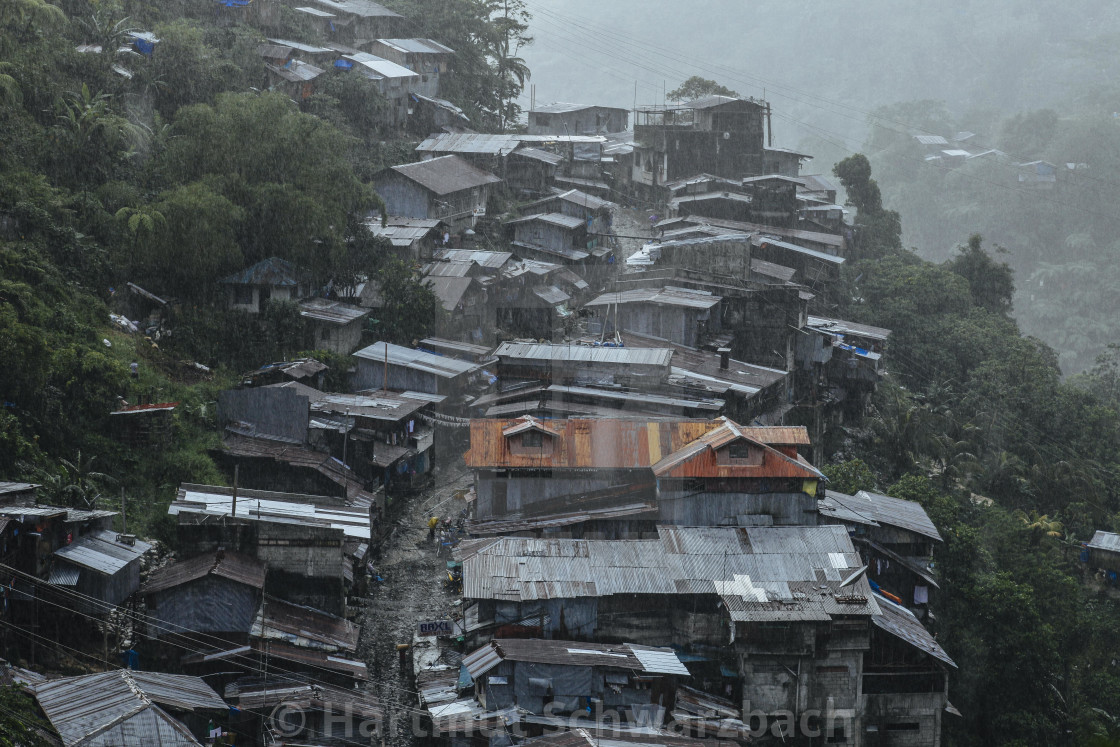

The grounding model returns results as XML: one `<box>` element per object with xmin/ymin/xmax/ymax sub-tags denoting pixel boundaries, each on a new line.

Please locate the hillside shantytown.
<box><xmin>4</xmin><ymin>0</ymin><xmax>1120</xmax><ymax>746</ymax></box>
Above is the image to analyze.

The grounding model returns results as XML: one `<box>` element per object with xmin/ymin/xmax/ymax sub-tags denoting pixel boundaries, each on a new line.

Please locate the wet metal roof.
<box><xmin>34</xmin><ymin>670</ymin><xmax>225</xmax><ymax>746</ymax></box>
<box><xmin>464</xmin><ymin>639</ymin><xmax>687</xmax><ymax>677</ymax></box>
<box><xmin>434</xmin><ymin>248</ymin><xmax>513</xmax><ymax>268</ymax></box>
<box><xmin>387</xmin><ymin>155</ymin><xmax>502</xmax><ymax>195</ymax></box>
<box><xmin>824</xmin><ymin>490</ymin><xmax>942</xmax><ymax>541</ymax></box>
<box><xmin>584</xmin><ymin>286</ymin><xmax>722</xmax><ymax>310</ymax></box>
<box><xmin>465</xmin><ymin>417</ymin><xmax>810</xmax><ymax>470</ymax></box>
<box><xmin>872</xmin><ymin>596</ymin><xmax>956</xmax><ymax>668</ymax></box>
<box><xmin>495</xmin><ymin>342</ymin><xmax>672</xmax><ymax>367</ymax></box>
<box><xmin>141</xmin><ymin>551</ymin><xmax>267</xmax><ymax>595</ymax></box>
<box><xmin>376</xmin><ymin>37</ymin><xmax>454</xmax><ymax>54</ymax></box>
<box><xmin>1088</xmin><ymin>531</ymin><xmax>1120</xmax><ymax>553</ymax></box>
<box><xmin>458</xmin><ymin>525</ymin><xmax>877</xmax><ymax>622</ymax></box>
<box><xmin>507</xmin><ymin>212</ymin><xmax>586</xmax><ymax>230</ymax></box>
<box><xmin>298</xmin><ymin>298</ymin><xmax>370</xmax><ymax>325</ymax></box>
<box><xmin>417</xmin><ymin>133</ymin><xmax>520</xmax><ymax>156</ymax></box>
<box><xmin>172</xmin><ymin>484</ymin><xmax>371</xmax><ymax>540</ymax></box>
<box><xmin>251</xmin><ymin>596</ymin><xmax>359</xmax><ymax>652</ymax></box>
<box><xmin>353</xmin><ymin>341</ymin><xmax>483</xmax><ymax>378</ymax></box>
<box><xmin>309</xmin><ymin>0</ymin><xmax>401</xmax><ymax>17</ymax></box>
<box><xmin>806</xmin><ymin>315</ymin><xmax>891</xmax><ymax>342</ymax></box>
<box><xmin>53</xmin><ymin>530</ymin><xmax>151</xmax><ymax>576</ymax></box>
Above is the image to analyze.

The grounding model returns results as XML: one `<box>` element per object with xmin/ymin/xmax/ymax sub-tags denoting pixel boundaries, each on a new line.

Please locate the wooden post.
<box><xmin>232</xmin><ymin>464</ymin><xmax>239</xmax><ymax>518</ymax></box>
<box><xmin>120</xmin><ymin>487</ymin><xmax>126</xmax><ymax>535</ymax></box>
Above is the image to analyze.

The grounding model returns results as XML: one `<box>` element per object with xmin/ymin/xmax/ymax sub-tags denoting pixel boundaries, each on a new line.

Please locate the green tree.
<box><xmin>821</xmin><ymin>459</ymin><xmax>877</xmax><ymax>494</ymax></box>
<box><xmin>832</xmin><ymin>153</ymin><xmax>902</xmax><ymax>256</ymax></box>
<box><xmin>945</xmin><ymin>234</ymin><xmax>1015</xmax><ymax>316</ymax></box>
<box><xmin>666</xmin><ymin>75</ymin><xmax>739</xmax><ymax>102</ymax></box>
<box><xmin>374</xmin><ymin>258</ymin><xmax>438</xmax><ymax>344</ymax></box>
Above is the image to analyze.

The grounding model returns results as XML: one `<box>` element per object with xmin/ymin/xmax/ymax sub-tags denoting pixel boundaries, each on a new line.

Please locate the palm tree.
<box><xmin>23</xmin><ymin>451</ymin><xmax>115</xmax><ymax>509</ymax></box>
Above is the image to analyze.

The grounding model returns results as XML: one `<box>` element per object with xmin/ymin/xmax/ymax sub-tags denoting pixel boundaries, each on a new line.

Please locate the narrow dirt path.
<box><xmin>357</xmin><ymin>464</ymin><xmax>472</xmax><ymax>747</ymax></box>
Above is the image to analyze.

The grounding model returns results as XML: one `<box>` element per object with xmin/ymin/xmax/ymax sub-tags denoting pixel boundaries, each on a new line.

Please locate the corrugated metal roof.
<box><xmin>751</xmin><ymin>257</ymin><xmax>797</xmax><ymax>282</ymax></box>
<box><xmin>511</xmin><ymin>240</ymin><xmax>589</xmax><ymax>262</ymax></box>
<box><xmin>496</xmin><ymin>342</ymin><xmax>672</xmax><ymax>367</ymax></box>
<box><xmin>34</xmin><ymin>671</ymin><xmax>224</xmax><ymax>746</ymax></box>
<box><xmin>753</xmin><ymin>235</ymin><xmax>845</xmax><ymax>265</ymax></box>
<box><xmin>649</xmin><ymin>421</ymin><xmax>821</xmax><ymax>480</ymax></box>
<box><xmin>818</xmin><ymin>491</ymin><xmax>879</xmax><ymax>527</ymax></box>
<box><xmin>464</xmin><ymin>417</ymin><xmax>809</xmax><ymax>470</ymax></box>
<box><xmin>309</xmin><ymin>0</ymin><xmax>401</xmax><ymax>17</ymax></box>
<box><xmin>417</xmin><ymin>133</ymin><xmax>520</xmax><ymax>156</ymax></box>
<box><xmin>628</xmin><ymin>644</ymin><xmax>691</xmax><ymax>675</ymax></box>
<box><xmin>914</xmin><ymin>135</ymin><xmax>949</xmax><ymax>145</ymax></box>
<box><xmin>844</xmin><ymin>490</ymin><xmax>942</xmax><ymax>541</ymax></box>
<box><xmin>376</xmin><ymin>37</ymin><xmax>454</xmax><ymax>54</ymax></box>
<box><xmin>464</xmin><ymin>639</ymin><xmax>684</xmax><ymax>677</ymax></box>
<box><xmin>387</xmin><ymin>155</ymin><xmax>502</xmax><ymax>196</ymax></box>
<box><xmin>807</xmin><ymin>316</ymin><xmax>891</xmax><ymax>341</ymax></box>
<box><xmin>172</xmin><ymin>484</ymin><xmax>371</xmax><ymax>539</ymax></box>
<box><xmin>458</xmin><ymin>525</ymin><xmax>877</xmax><ymax>622</ymax></box>
<box><xmin>514</xmin><ymin>147</ymin><xmax>564</xmax><ymax>165</ymax></box>
<box><xmin>1088</xmin><ymin>530</ymin><xmax>1120</xmax><ymax>553</ymax></box>
<box><xmin>546</xmin><ymin>385</ymin><xmax>723</xmax><ymax>412</ymax></box>
<box><xmin>299</xmin><ymin>298</ymin><xmax>370</xmax><ymax>324</ymax></box>
<box><xmin>618</xmin><ymin>330</ymin><xmax>788</xmax><ymax>393</ymax></box>
<box><xmin>584</xmin><ymin>286</ymin><xmax>721</xmax><ymax>310</ymax></box>
<box><xmin>267</xmin><ymin>38</ymin><xmax>333</xmax><ymax>54</ymax></box>
<box><xmin>872</xmin><ymin>596</ymin><xmax>955</xmax><ymax>667</ymax></box>
<box><xmin>507</xmin><ymin>212</ymin><xmax>586</xmax><ymax>230</ymax></box>
<box><xmin>141</xmin><ymin>551</ymin><xmax>267</xmax><ymax>595</ymax></box>
<box><xmin>353</xmin><ymin>341</ymin><xmax>482</xmax><ymax>378</ymax></box>
<box><xmin>741</xmin><ymin>174</ymin><xmax>805</xmax><ymax>187</ymax></box>
<box><xmin>423</xmin><ymin>260</ymin><xmax>474</xmax><ymax>277</ymax></box>
<box><xmin>48</xmin><ymin>565</ymin><xmax>80</xmax><ymax>586</ymax></box>
<box><xmin>682</xmin><ymin>94</ymin><xmax>749</xmax><ymax>110</ymax></box>
<box><xmin>434</xmin><ymin>248</ymin><xmax>513</xmax><ymax>268</ymax></box>
<box><xmin>311</xmin><ymin>390</ymin><xmax>426</xmax><ymax>421</ymax></box>
<box><xmin>220</xmin><ymin>257</ymin><xmax>300</xmax><ymax>286</ymax></box>
<box><xmin>267</xmin><ymin>59</ymin><xmax>324</xmax><ymax>82</ymax></box>
<box><xmin>532</xmin><ymin>102</ymin><xmax>622</xmax><ymax>115</ymax></box>
<box><xmin>656</xmin><ymin>215</ymin><xmax>845</xmax><ymax>249</ymax></box>
<box><xmin>53</xmin><ymin>530</ymin><xmax>151</xmax><ymax>576</ymax></box>
<box><xmin>251</xmin><ymin>596</ymin><xmax>359</xmax><ymax>652</ymax></box>
<box><xmin>533</xmin><ymin>285</ymin><xmax>571</xmax><ymax>306</ymax></box>
<box><xmin>423</xmin><ymin>276</ymin><xmax>476</xmax><ymax>311</ymax></box>
<box><xmin>344</xmin><ymin>52</ymin><xmax>419</xmax><ymax>80</ymax></box>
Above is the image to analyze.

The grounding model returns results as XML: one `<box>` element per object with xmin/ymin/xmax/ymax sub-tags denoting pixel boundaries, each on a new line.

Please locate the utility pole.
<box><xmin>232</xmin><ymin>464</ymin><xmax>239</xmax><ymax>518</ymax></box>
<box><xmin>120</xmin><ymin>487</ymin><xmax>127</xmax><ymax>535</ymax></box>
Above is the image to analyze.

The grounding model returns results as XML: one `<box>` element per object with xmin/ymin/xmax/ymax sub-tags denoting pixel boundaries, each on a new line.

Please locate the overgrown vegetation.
<box><xmin>828</xmin><ymin>158</ymin><xmax>1120</xmax><ymax>745</ymax></box>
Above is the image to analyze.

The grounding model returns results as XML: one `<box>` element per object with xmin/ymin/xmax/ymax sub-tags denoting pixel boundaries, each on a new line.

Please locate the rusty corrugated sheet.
<box><xmin>251</xmin><ymin>595</ymin><xmax>359</xmax><ymax>652</ymax></box>
<box><xmin>466</xmin><ymin>417</ymin><xmax>817</xmax><ymax>480</ymax></box>
<box><xmin>142</xmin><ymin>551</ymin><xmax>266</xmax><ymax>595</ymax></box>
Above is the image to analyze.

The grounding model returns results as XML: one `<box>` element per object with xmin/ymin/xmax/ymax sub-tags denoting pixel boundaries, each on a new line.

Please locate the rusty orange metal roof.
<box><xmin>464</xmin><ymin>417</ymin><xmax>814</xmax><ymax>474</ymax></box>
<box><xmin>651</xmin><ymin>421</ymin><xmax>823</xmax><ymax>480</ymax></box>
